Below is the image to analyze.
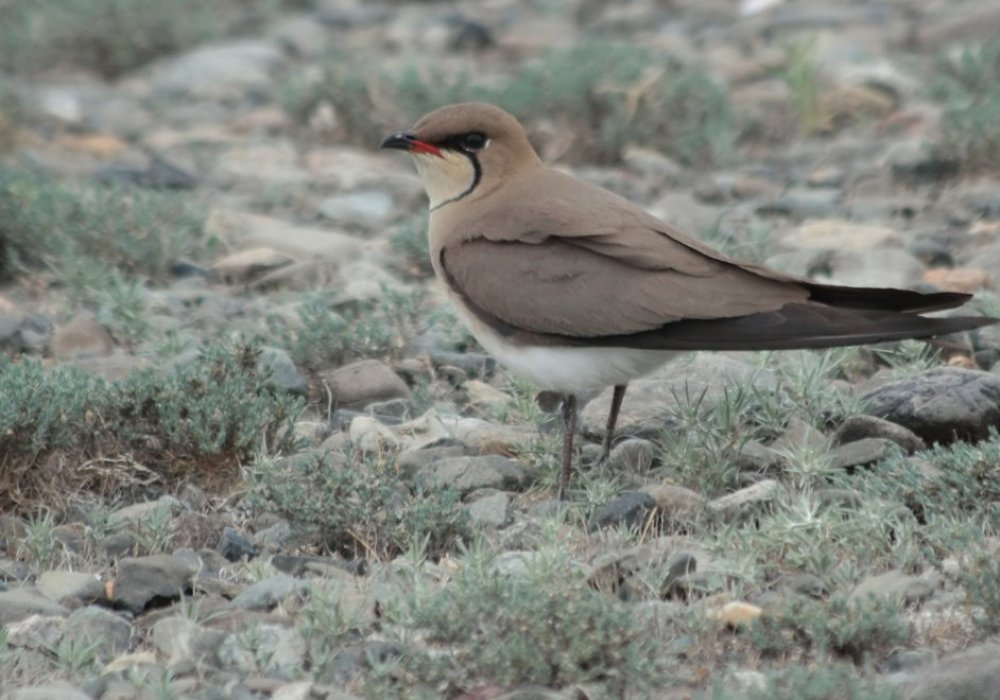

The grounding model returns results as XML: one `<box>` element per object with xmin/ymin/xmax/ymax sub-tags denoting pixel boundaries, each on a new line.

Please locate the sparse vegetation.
<box><xmin>374</xmin><ymin>543</ymin><xmax>663</xmax><ymax>697</ymax></box>
<box><xmin>0</xmin><ymin>0</ymin><xmax>292</xmax><ymax>77</ymax></box>
<box><xmin>245</xmin><ymin>450</ymin><xmax>471</xmax><ymax>561</ymax></box>
<box><xmin>288</xmin><ymin>42</ymin><xmax>738</xmax><ymax>166</ymax></box>
<box><xmin>0</xmin><ymin>343</ymin><xmax>303</xmax><ymax>508</ymax></box>
<box><xmin>0</xmin><ymin>164</ymin><xmax>213</xmax><ymax>284</ymax></box>
<box><xmin>931</xmin><ymin>37</ymin><xmax>1000</xmax><ymax>170</ymax></box>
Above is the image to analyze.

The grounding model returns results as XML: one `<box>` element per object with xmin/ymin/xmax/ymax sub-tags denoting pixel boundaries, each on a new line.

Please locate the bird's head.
<box><xmin>380</xmin><ymin>102</ymin><xmax>541</xmax><ymax>211</ymax></box>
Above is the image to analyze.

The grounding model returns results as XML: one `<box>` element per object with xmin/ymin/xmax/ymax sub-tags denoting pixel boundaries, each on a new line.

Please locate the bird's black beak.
<box><xmin>380</xmin><ymin>131</ymin><xmax>417</xmax><ymax>151</ymax></box>
<box><xmin>380</xmin><ymin>131</ymin><xmax>442</xmax><ymax>156</ymax></box>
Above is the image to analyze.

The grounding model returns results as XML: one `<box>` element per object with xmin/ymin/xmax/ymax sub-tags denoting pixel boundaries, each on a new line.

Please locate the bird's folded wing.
<box><xmin>441</xmin><ymin>236</ymin><xmax>808</xmax><ymax>338</ymax></box>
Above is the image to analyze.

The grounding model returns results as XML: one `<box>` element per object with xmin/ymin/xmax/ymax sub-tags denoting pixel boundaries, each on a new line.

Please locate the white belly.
<box><xmin>450</xmin><ymin>297</ymin><xmax>676</xmax><ymax>394</ymax></box>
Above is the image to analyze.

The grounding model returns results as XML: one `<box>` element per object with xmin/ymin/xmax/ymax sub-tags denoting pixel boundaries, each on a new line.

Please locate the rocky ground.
<box><xmin>2</xmin><ymin>0</ymin><xmax>1000</xmax><ymax>698</ymax></box>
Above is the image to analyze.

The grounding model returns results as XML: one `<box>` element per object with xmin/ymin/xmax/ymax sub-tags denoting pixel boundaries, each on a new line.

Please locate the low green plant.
<box><xmin>389</xmin><ymin>213</ymin><xmax>432</xmax><ymax>278</ymax></box>
<box><xmin>781</xmin><ymin>38</ymin><xmax>826</xmax><ymax>136</ymax></box>
<box><xmin>377</xmin><ymin>545</ymin><xmax>663</xmax><ymax>696</ymax></box>
<box><xmin>931</xmin><ymin>38</ymin><xmax>1000</xmax><ymax>170</ymax></box>
<box><xmin>747</xmin><ymin>594</ymin><xmax>909</xmax><ymax>664</ymax></box>
<box><xmin>0</xmin><ymin>342</ymin><xmax>303</xmax><ymax>509</ymax></box>
<box><xmin>290</xmin><ymin>42</ymin><xmax>738</xmax><ymax>166</ymax></box>
<box><xmin>245</xmin><ymin>451</ymin><xmax>471</xmax><ymax>560</ymax></box>
<box><xmin>949</xmin><ymin>541</ymin><xmax>1000</xmax><ymax>634</ymax></box>
<box><xmin>0</xmin><ymin>0</ymin><xmax>286</xmax><ymax>78</ymax></box>
<box><xmin>48</xmin><ymin>634</ymin><xmax>102</xmax><ymax>678</ymax></box>
<box><xmin>268</xmin><ymin>286</ymin><xmax>426</xmax><ymax>370</ymax></box>
<box><xmin>18</xmin><ymin>511</ymin><xmax>62</xmax><ymax>567</ymax></box>
<box><xmin>711</xmin><ymin>663</ymin><xmax>898</xmax><ymax>700</ymax></box>
<box><xmin>0</xmin><ymin>164</ymin><xmax>212</xmax><ymax>283</ymax></box>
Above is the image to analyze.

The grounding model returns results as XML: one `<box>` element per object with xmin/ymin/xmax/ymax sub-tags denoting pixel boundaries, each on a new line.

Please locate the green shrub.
<box><xmin>267</xmin><ymin>287</ymin><xmax>425</xmax><ymax>370</ymax></box>
<box><xmin>0</xmin><ymin>164</ymin><xmax>211</xmax><ymax>283</ymax></box>
<box><xmin>245</xmin><ymin>451</ymin><xmax>471</xmax><ymax>561</ymax></box>
<box><xmin>747</xmin><ymin>594</ymin><xmax>909</xmax><ymax>664</ymax></box>
<box><xmin>931</xmin><ymin>38</ymin><xmax>1000</xmax><ymax>170</ymax></box>
<box><xmin>375</xmin><ymin>548</ymin><xmax>663</xmax><ymax>696</ymax></box>
<box><xmin>950</xmin><ymin>542</ymin><xmax>1000</xmax><ymax>634</ymax></box>
<box><xmin>289</xmin><ymin>42</ymin><xmax>737</xmax><ymax>166</ymax></box>
<box><xmin>0</xmin><ymin>0</ymin><xmax>287</xmax><ymax>77</ymax></box>
<box><xmin>0</xmin><ymin>343</ymin><xmax>303</xmax><ymax>509</ymax></box>
<box><xmin>711</xmin><ymin>663</ymin><xmax>898</xmax><ymax>700</ymax></box>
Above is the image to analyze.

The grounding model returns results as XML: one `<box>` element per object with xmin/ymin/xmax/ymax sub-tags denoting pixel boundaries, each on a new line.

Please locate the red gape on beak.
<box><xmin>379</xmin><ymin>131</ymin><xmax>442</xmax><ymax>157</ymax></box>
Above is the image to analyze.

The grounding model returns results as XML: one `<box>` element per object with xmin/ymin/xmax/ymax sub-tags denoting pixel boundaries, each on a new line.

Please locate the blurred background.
<box><xmin>2</xmin><ymin>2</ymin><xmax>1000</xmax><ymax>696</ymax></box>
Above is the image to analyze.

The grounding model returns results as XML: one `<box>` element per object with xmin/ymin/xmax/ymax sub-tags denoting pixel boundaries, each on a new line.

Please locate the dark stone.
<box><xmin>833</xmin><ymin>414</ymin><xmax>927</xmax><ymax>453</ymax></box>
<box><xmin>217</xmin><ymin>527</ymin><xmax>258</xmax><ymax>562</ymax></box>
<box><xmin>903</xmin><ymin>643</ymin><xmax>1000</xmax><ymax>700</ymax></box>
<box><xmin>590</xmin><ymin>492</ymin><xmax>657</xmax><ymax>531</ymax></box>
<box><xmin>862</xmin><ymin>368</ymin><xmax>1000</xmax><ymax>444</ymax></box>
<box><xmin>829</xmin><ymin>437</ymin><xmax>898</xmax><ymax>470</ymax></box>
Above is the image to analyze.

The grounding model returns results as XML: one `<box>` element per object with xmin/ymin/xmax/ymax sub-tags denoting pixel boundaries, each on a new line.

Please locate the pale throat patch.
<box><xmin>412</xmin><ymin>151</ymin><xmax>477</xmax><ymax>210</ymax></box>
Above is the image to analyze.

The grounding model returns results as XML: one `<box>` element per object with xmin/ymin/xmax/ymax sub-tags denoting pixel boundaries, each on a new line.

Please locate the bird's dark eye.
<box><xmin>461</xmin><ymin>132</ymin><xmax>488</xmax><ymax>151</ymax></box>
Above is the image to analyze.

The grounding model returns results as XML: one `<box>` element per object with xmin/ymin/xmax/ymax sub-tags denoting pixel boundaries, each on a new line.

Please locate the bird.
<box><xmin>380</xmin><ymin>102</ymin><xmax>997</xmax><ymax>500</ymax></box>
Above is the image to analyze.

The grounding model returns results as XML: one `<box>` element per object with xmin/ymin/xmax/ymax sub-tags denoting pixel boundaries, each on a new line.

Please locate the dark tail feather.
<box><xmin>592</xmin><ymin>304</ymin><xmax>997</xmax><ymax>351</ymax></box>
<box><xmin>803</xmin><ymin>283</ymin><xmax>973</xmax><ymax>314</ymax></box>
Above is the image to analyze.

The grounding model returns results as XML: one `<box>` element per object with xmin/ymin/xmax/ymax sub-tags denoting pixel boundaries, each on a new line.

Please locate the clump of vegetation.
<box><xmin>267</xmin><ymin>286</ymin><xmax>426</xmax><ymax>371</ymax></box>
<box><xmin>244</xmin><ymin>451</ymin><xmax>471</xmax><ymax>561</ymax></box>
<box><xmin>0</xmin><ymin>164</ymin><xmax>213</xmax><ymax>284</ymax></box>
<box><xmin>0</xmin><ymin>343</ymin><xmax>303</xmax><ymax>509</ymax></box>
<box><xmin>389</xmin><ymin>213</ymin><xmax>433</xmax><ymax>278</ymax></box>
<box><xmin>0</xmin><ymin>0</ymin><xmax>292</xmax><ymax>78</ymax></box>
<box><xmin>949</xmin><ymin>540</ymin><xmax>1000</xmax><ymax>635</ymax></box>
<box><xmin>287</xmin><ymin>42</ymin><xmax>738</xmax><ymax>166</ymax></box>
<box><xmin>711</xmin><ymin>663</ymin><xmax>897</xmax><ymax>700</ymax></box>
<box><xmin>747</xmin><ymin>594</ymin><xmax>909</xmax><ymax>664</ymax></box>
<box><xmin>781</xmin><ymin>38</ymin><xmax>826</xmax><ymax>137</ymax></box>
<box><xmin>931</xmin><ymin>38</ymin><xmax>1000</xmax><ymax>170</ymax></box>
<box><xmin>373</xmin><ymin>546</ymin><xmax>663</xmax><ymax>697</ymax></box>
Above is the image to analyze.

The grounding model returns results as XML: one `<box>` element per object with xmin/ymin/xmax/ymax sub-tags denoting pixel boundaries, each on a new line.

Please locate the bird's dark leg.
<box><xmin>558</xmin><ymin>394</ymin><xmax>577</xmax><ymax>501</ymax></box>
<box><xmin>598</xmin><ymin>384</ymin><xmax>628</xmax><ymax>464</ymax></box>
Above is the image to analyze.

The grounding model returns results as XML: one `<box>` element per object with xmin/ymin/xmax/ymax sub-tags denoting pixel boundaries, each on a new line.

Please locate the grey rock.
<box><xmin>62</xmin><ymin>605</ymin><xmax>132</xmax><ymax>659</ymax></box>
<box><xmin>259</xmin><ymin>346</ymin><xmax>309</xmax><ymax>397</ymax></box>
<box><xmin>862</xmin><ymin>368</ymin><xmax>1000</xmax><ymax>443</ymax></box>
<box><xmin>581</xmin><ymin>354</ymin><xmax>776</xmax><ymax>440</ymax></box>
<box><xmin>417</xmin><ymin>455</ymin><xmax>532</xmax><ymax>495</ymax></box>
<box><xmin>708</xmin><ymin>480</ymin><xmax>783</xmax><ymax>517</ymax></box>
<box><xmin>395</xmin><ymin>446</ymin><xmax>469</xmax><ymax>480</ymax></box>
<box><xmin>112</xmin><ymin>555</ymin><xmax>197</xmax><ymax>613</ymax></box>
<box><xmin>36</xmin><ymin>571</ymin><xmax>104</xmax><ymax>606</ymax></box>
<box><xmin>0</xmin><ymin>558</ymin><xmax>32</xmax><ymax>582</ymax></box>
<box><xmin>0</xmin><ymin>589</ymin><xmax>69</xmax><ymax>624</ymax></box>
<box><xmin>50</xmin><ymin>312</ymin><xmax>114</xmax><ymax>360</ymax></box>
<box><xmin>324</xmin><ymin>359</ymin><xmax>412</xmax><ymax>411</ymax></box>
<box><xmin>318</xmin><ymin>190</ymin><xmax>394</xmax><ymax>227</ymax></box>
<box><xmin>608</xmin><ymin>438</ymin><xmax>655</xmax><ymax>472</ymax></box>
<box><xmin>770</xmin><ymin>418</ymin><xmax>828</xmax><ymax>454</ymax></box>
<box><xmin>851</xmin><ymin>570</ymin><xmax>937</xmax><ymax>605</ymax></box>
<box><xmin>217</xmin><ymin>623</ymin><xmax>305</xmax><ymax>675</ymax></box>
<box><xmin>272</xmin><ymin>15</ymin><xmax>329</xmax><ymax>58</ymax></box>
<box><xmin>5</xmin><ymin>614</ymin><xmax>65</xmax><ymax>650</ymax></box>
<box><xmin>590</xmin><ymin>492</ymin><xmax>657</xmax><ymax>531</ymax></box>
<box><xmin>902</xmin><ymin>644</ymin><xmax>1000</xmax><ymax>700</ymax></box>
<box><xmin>4</xmin><ymin>683</ymin><xmax>92</xmax><ymax>700</ymax></box>
<box><xmin>148</xmin><ymin>39</ymin><xmax>284</xmax><ymax>99</ymax></box>
<box><xmin>829</xmin><ymin>438</ymin><xmax>898</xmax><ymax>470</ymax></box>
<box><xmin>69</xmin><ymin>352</ymin><xmax>151</xmax><ymax>381</ymax></box>
<box><xmin>232</xmin><ymin>573</ymin><xmax>307</xmax><ymax>611</ymax></box>
<box><xmin>832</xmin><ymin>415</ymin><xmax>927</xmax><ymax>453</ymax></box>
<box><xmin>109</xmin><ymin>495</ymin><xmax>183</xmax><ymax>525</ymax></box>
<box><xmin>887</xmin><ymin>141</ymin><xmax>959</xmax><ymax>183</ymax></box>
<box><xmin>782</xmin><ymin>573</ymin><xmax>828</xmax><ymax>598</ymax></box>
<box><xmin>824</xmin><ymin>249</ymin><xmax>925</xmax><ymax>289</ymax></box>
<box><xmin>217</xmin><ymin>526</ymin><xmax>258</xmax><ymax>562</ymax></box>
<box><xmin>733</xmin><ymin>441</ymin><xmax>783</xmax><ymax>472</ymax></box>
<box><xmin>759</xmin><ymin>187</ymin><xmax>842</xmax><ymax>218</ymax></box>
<box><xmin>466</xmin><ymin>491</ymin><xmax>511</xmax><ymax>528</ymax></box>
<box><xmin>151</xmin><ymin>615</ymin><xmax>226</xmax><ymax>665</ymax></box>
<box><xmin>888</xmin><ymin>648</ymin><xmax>934</xmax><ymax>672</ymax></box>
